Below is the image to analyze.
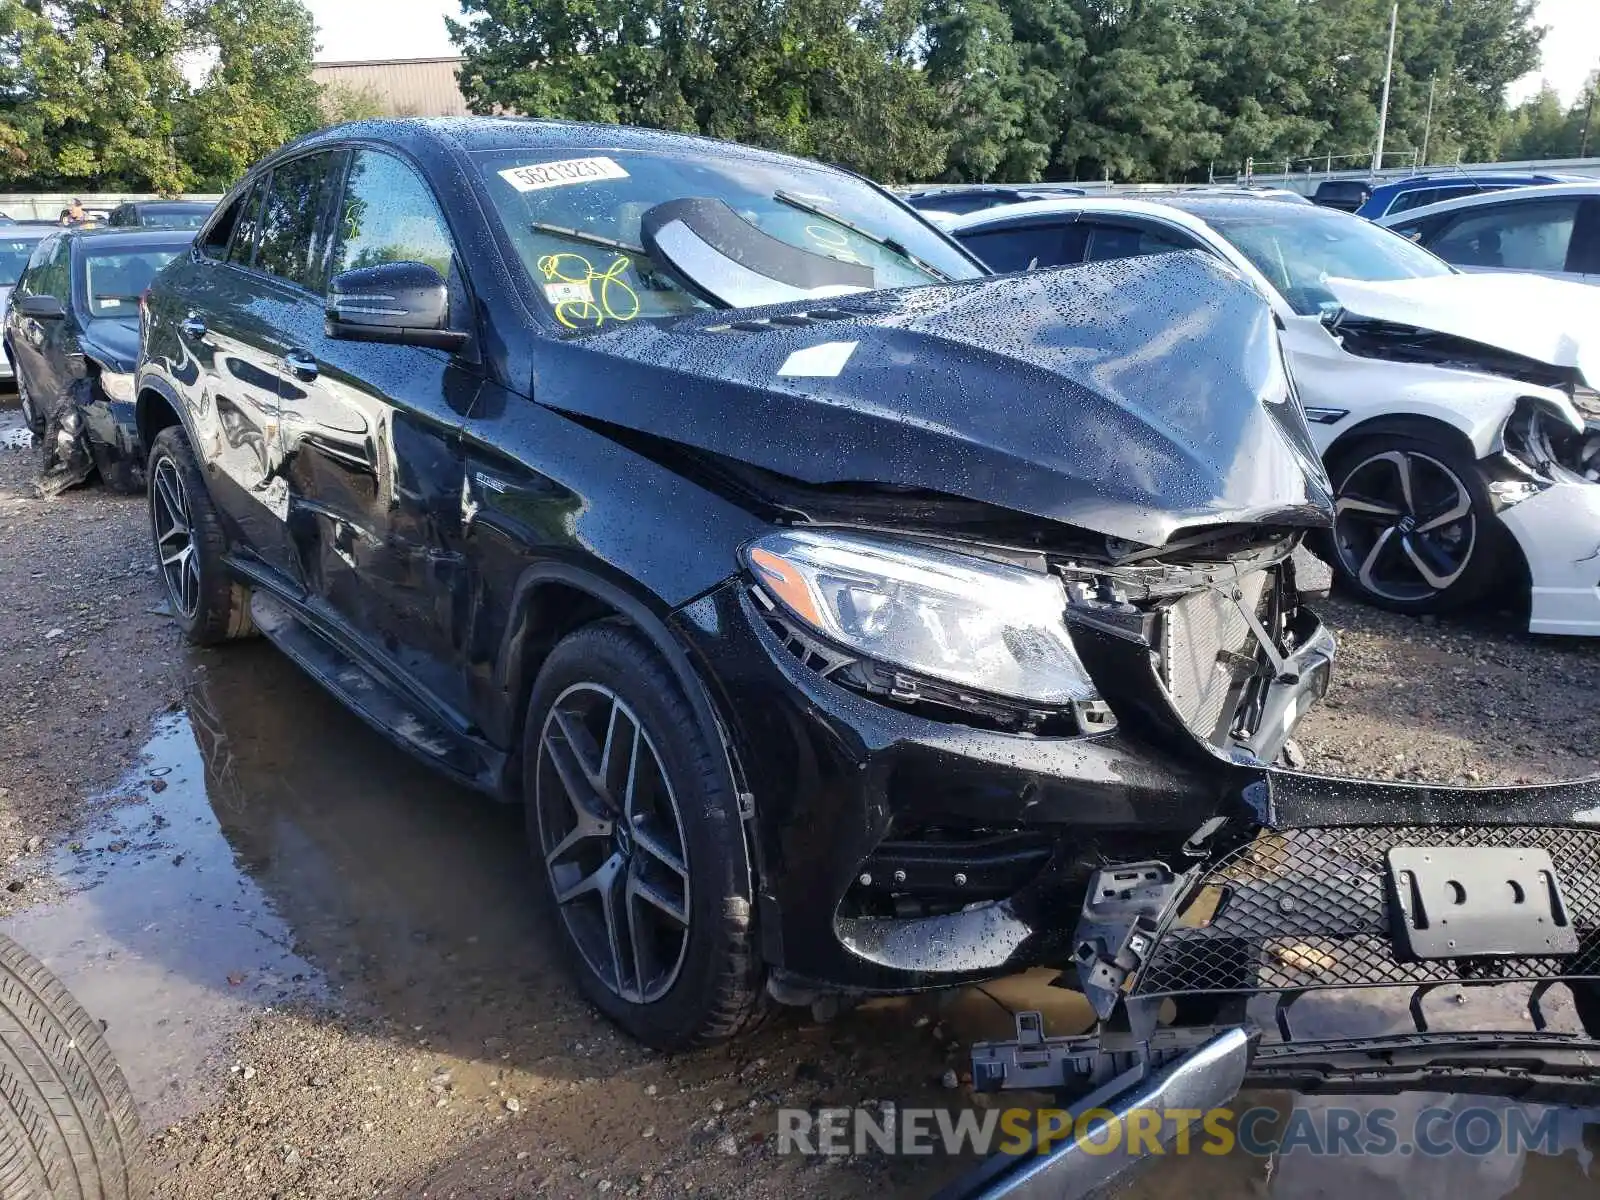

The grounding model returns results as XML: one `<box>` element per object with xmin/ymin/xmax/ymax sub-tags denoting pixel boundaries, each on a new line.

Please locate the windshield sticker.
<box><xmin>543</xmin><ymin>280</ymin><xmax>594</xmax><ymax>306</ymax></box>
<box><xmin>538</xmin><ymin>252</ymin><xmax>640</xmax><ymax>329</ymax></box>
<box><xmin>803</xmin><ymin>225</ymin><xmax>866</xmax><ymax>265</ymax></box>
<box><xmin>778</xmin><ymin>340</ymin><xmax>859</xmax><ymax>379</ymax></box>
<box><xmin>499</xmin><ymin>156</ymin><xmax>630</xmax><ymax>193</ymax></box>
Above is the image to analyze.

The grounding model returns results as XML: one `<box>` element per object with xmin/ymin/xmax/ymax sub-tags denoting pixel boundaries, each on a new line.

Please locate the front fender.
<box><xmin>1283</xmin><ymin>319</ymin><xmax>1580</xmax><ymax>460</ymax></box>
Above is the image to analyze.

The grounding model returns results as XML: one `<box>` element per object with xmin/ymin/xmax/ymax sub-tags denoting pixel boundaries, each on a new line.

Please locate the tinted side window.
<box><xmin>32</xmin><ymin>237</ymin><xmax>71</xmax><ymax>299</ymax></box>
<box><xmin>1392</xmin><ymin>185</ymin><xmax>1486</xmax><ymax>216</ymax></box>
<box><xmin>229</xmin><ymin>181</ymin><xmax>265</xmax><ymax>267</ymax></box>
<box><xmin>16</xmin><ymin>236</ymin><xmax>59</xmax><ymax>296</ymax></box>
<box><xmin>959</xmin><ymin>225</ymin><xmax>1072</xmax><ymax>272</ymax></box>
<box><xmin>202</xmin><ymin>191</ymin><xmax>247</xmax><ymax>260</ymax></box>
<box><xmin>255</xmin><ymin>153</ymin><xmax>343</xmax><ymax>289</ymax></box>
<box><xmin>332</xmin><ymin>150</ymin><xmax>455</xmax><ymax>280</ymax></box>
<box><xmin>1428</xmin><ymin>198</ymin><xmax>1580</xmax><ymax>272</ymax></box>
<box><xmin>1083</xmin><ymin>223</ymin><xmax>1191</xmax><ymax>262</ymax></box>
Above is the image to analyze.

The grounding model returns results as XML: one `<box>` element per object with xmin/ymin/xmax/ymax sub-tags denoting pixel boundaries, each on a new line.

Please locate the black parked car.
<box><xmin>4</xmin><ymin>227</ymin><xmax>192</xmax><ymax>491</ymax></box>
<box><xmin>136</xmin><ymin>121</ymin><xmax>1600</xmax><ymax>1083</ymax></box>
<box><xmin>903</xmin><ymin>185</ymin><xmax>1084</xmax><ymax>217</ymax></box>
<box><xmin>106</xmin><ymin>200</ymin><xmax>216</xmax><ymax>230</ymax></box>
<box><xmin>1310</xmin><ymin>177</ymin><xmax>1373</xmax><ymax>212</ymax></box>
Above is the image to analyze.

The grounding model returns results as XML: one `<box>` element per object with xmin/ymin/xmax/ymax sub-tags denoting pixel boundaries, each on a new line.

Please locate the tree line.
<box><xmin>0</xmin><ymin>0</ymin><xmax>1563</xmax><ymax>194</ymax></box>
<box><xmin>450</xmin><ymin>0</ymin><xmax>1551</xmax><ymax>182</ymax></box>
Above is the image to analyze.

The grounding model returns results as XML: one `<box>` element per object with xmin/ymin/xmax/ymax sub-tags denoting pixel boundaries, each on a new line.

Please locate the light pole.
<box><xmin>1372</xmin><ymin>1</ymin><xmax>1398</xmax><ymax>174</ymax></box>
<box><xmin>1420</xmin><ymin>74</ymin><xmax>1436</xmax><ymax>167</ymax></box>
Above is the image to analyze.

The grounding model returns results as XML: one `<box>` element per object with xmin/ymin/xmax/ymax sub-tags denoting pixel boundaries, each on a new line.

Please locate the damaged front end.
<box><xmin>35</xmin><ymin>343</ymin><xmax>143</xmax><ymax>498</ymax></box>
<box><xmin>948</xmin><ymin>773</ymin><xmax>1600</xmax><ymax>1199</ymax></box>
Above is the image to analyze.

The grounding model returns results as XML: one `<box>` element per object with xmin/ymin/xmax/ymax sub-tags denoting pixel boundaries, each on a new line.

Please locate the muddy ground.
<box><xmin>2</xmin><ymin>411</ymin><xmax>1600</xmax><ymax>1199</ymax></box>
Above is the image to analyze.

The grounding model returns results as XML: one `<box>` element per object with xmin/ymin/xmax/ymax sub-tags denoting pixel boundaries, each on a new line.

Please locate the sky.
<box><xmin>306</xmin><ymin>0</ymin><xmax>1598</xmax><ymax>103</ymax></box>
<box><xmin>1508</xmin><ymin>0</ymin><xmax>1600</xmax><ymax>106</ymax></box>
<box><xmin>308</xmin><ymin>0</ymin><xmax>458</xmax><ymax>63</ymax></box>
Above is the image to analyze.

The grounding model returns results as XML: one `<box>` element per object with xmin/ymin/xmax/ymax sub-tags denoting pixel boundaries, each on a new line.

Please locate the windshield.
<box><xmin>78</xmin><ymin>245</ymin><xmax>186</xmax><ymax>318</ymax></box>
<box><xmin>1206</xmin><ymin>207</ymin><xmax>1452</xmax><ymax>315</ymax></box>
<box><xmin>0</xmin><ymin>237</ymin><xmax>39</xmax><ymax>286</ymax></box>
<box><xmin>473</xmin><ymin>147</ymin><xmax>979</xmax><ymax>327</ymax></box>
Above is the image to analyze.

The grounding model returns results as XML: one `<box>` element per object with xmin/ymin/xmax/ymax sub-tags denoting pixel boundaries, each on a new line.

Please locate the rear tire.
<box><xmin>522</xmin><ymin>622</ymin><xmax>766</xmax><ymax>1050</ymax></box>
<box><xmin>146</xmin><ymin>426</ymin><xmax>255</xmax><ymax>646</ymax></box>
<box><xmin>1321</xmin><ymin>433</ymin><xmax>1504</xmax><ymax>616</ymax></box>
<box><xmin>0</xmin><ymin>933</ymin><xmax>147</xmax><ymax>1199</ymax></box>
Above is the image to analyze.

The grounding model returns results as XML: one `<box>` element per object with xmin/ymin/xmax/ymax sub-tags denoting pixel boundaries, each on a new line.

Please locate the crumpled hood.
<box><xmin>538</xmin><ymin>251</ymin><xmax>1333</xmax><ymax>546</ymax></box>
<box><xmin>1325</xmin><ymin>272</ymin><xmax>1600</xmax><ymax>386</ymax></box>
<box><xmin>79</xmin><ymin>318</ymin><xmax>140</xmax><ymax>372</ymax></box>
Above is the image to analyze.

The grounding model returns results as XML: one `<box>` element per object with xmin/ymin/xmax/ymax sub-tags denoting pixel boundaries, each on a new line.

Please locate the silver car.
<box><xmin>1378</xmin><ymin>180</ymin><xmax>1600</xmax><ymax>285</ymax></box>
<box><xmin>0</xmin><ymin>226</ymin><xmax>55</xmax><ymax>384</ymax></box>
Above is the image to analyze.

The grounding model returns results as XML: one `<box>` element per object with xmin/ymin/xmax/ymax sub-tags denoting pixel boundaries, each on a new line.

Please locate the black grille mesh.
<box><xmin>1136</xmin><ymin>825</ymin><xmax>1600</xmax><ymax>995</ymax></box>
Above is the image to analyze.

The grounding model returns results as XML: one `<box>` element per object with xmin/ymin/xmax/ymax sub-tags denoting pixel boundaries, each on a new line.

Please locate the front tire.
<box><xmin>146</xmin><ymin>426</ymin><xmax>255</xmax><ymax>645</ymax></box>
<box><xmin>1323</xmin><ymin>433</ymin><xmax>1504</xmax><ymax>616</ymax></box>
<box><xmin>522</xmin><ymin>623</ymin><xmax>765</xmax><ymax>1050</ymax></box>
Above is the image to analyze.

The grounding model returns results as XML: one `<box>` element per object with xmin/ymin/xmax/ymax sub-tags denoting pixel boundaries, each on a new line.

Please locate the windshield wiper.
<box><xmin>529</xmin><ymin>221</ymin><xmax>646</xmax><ymax>257</ymax></box>
<box><xmin>773</xmin><ymin>190</ymin><xmax>952</xmax><ymax>282</ymax></box>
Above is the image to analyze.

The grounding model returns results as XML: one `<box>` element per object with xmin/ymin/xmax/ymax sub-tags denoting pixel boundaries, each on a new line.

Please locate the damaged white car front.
<box><xmin>1285</xmin><ymin>271</ymin><xmax>1600</xmax><ymax>634</ymax></box>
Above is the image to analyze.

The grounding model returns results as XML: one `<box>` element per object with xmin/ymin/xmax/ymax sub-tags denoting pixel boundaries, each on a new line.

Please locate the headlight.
<box><xmin>743</xmin><ymin>529</ymin><xmax>1097</xmax><ymax>705</ymax></box>
<box><xmin>96</xmin><ymin>369</ymin><xmax>135</xmax><ymax>402</ymax></box>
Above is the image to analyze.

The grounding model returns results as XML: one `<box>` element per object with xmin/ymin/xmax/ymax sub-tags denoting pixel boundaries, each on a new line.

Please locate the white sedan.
<box><xmin>946</xmin><ymin>195</ymin><xmax>1600</xmax><ymax>635</ymax></box>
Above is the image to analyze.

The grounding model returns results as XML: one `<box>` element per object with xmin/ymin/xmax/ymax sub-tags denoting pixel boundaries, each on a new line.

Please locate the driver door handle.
<box><xmin>283</xmin><ymin>350</ymin><xmax>319</xmax><ymax>382</ymax></box>
<box><xmin>179</xmin><ymin>316</ymin><xmax>207</xmax><ymax>341</ymax></box>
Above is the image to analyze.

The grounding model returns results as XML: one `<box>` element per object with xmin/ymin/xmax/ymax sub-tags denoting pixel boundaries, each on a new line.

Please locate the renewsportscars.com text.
<box><xmin>777</xmin><ymin>1104</ymin><xmax>1567</xmax><ymax>1158</ymax></box>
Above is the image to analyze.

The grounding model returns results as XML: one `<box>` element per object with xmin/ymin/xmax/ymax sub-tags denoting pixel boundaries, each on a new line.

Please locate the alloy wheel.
<box><xmin>151</xmin><ymin>456</ymin><xmax>202</xmax><ymax>620</ymax></box>
<box><xmin>1332</xmin><ymin>449</ymin><xmax>1476</xmax><ymax>603</ymax></box>
<box><xmin>535</xmin><ymin>683</ymin><xmax>692</xmax><ymax>1004</ymax></box>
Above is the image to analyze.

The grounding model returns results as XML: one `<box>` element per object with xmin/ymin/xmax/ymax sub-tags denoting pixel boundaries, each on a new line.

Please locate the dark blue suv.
<box><xmin>1356</xmin><ymin>171</ymin><xmax>1594</xmax><ymax>219</ymax></box>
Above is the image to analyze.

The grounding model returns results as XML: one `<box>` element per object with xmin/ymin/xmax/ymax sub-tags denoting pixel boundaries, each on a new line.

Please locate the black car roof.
<box><xmin>129</xmin><ymin>200</ymin><xmax>212</xmax><ymax>211</ymax></box>
<box><xmin>280</xmin><ymin>117</ymin><xmax>852</xmax><ymax>176</ymax></box>
<box><xmin>60</xmin><ymin>227</ymin><xmax>196</xmax><ymax>250</ymax></box>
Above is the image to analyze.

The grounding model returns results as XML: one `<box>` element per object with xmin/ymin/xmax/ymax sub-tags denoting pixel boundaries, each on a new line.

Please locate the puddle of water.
<box><xmin>0</xmin><ymin>641</ymin><xmax>584</xmax><ymax>1126</ymax></box>
<box><xmin>4</xmin><ymin>642</ymin><xmax>596</xmax><ymax>1126</ymax></box>
<box><xmin>2</xmin><ymin>710</ymin><xmax>321</xmax><ymax>1125</ymax></box>
<box><xmin>0</xmin><ymin>407</ymin><xmax>33</xmax><ymax>450</ymax></box>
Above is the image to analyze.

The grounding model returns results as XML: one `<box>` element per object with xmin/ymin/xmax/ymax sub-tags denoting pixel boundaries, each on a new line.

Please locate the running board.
<box><xmin>249</xmin><ymin>590</ymin><xmax>502</xmax><ymax>794</ymax></box>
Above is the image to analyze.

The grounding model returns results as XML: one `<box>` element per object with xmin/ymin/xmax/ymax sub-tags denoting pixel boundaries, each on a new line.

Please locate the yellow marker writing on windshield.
<box><xmin>538</xmin><ymin>252</ymin><xmax>640</xmax><ymax>329</ymax></box>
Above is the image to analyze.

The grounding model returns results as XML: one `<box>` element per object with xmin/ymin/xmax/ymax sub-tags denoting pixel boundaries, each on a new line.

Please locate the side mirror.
<box><xmin>326</xmin><ymin>261</ymin><xmax>468</xmax><ymax>352</ymax></box>
<box><xmin>17</xmin><ymin>295</ymin><xmax>66</xmax><ymax>320</ymax></box>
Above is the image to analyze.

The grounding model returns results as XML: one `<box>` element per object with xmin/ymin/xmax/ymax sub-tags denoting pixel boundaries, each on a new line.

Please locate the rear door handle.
<box><xmin>283</xmin><ymin>350</ymin><xmax>319</xmax><ymax>382</ymax></box>
<box><xmin>179</xmin><ymin>316</ymin><xmax>207</xmax><ymax>341</ymax></box>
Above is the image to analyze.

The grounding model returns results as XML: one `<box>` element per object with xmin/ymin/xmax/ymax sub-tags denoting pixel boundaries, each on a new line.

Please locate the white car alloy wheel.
<box><xmin>1332</xmin><ymin>448</ymin><xmax>1477</xmax><ymax>604</ymax></box>
<box><xmin>534</xmin><ymin>682</ymin><xmax>692</xmax><ymax>1005</ymax></box>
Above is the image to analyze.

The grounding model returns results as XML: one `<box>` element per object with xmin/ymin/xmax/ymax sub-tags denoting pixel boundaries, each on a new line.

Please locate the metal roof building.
<box><xmin>311</xmin><ymin>57</ymin><xmax>471</xmax><ymax>119</ymax></box>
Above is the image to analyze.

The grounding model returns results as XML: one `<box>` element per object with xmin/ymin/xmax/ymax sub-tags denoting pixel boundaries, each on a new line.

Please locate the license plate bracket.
<box><xmin>1387</xmin><ymin>846</ymin><xmax>1578</xmax><ymax>960</ymax></box>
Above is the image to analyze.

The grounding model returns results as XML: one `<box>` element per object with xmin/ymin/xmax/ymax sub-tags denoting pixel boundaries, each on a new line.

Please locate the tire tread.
<box><xmin>0</xmin><ymin>935</ymin><xmax>146</xmax><ymax>1199</ymax></box>
<box><xmin>524</xmin><ymin>623</ymin><xmax>767</xmax><ymax>1049</ymax></box>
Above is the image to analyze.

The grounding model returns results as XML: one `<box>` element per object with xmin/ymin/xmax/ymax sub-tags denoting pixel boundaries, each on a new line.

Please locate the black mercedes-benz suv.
<box><xmin>138</xmin><ymin>121</ymin><xmax>1600</xmax><ymax>1088</ymax></box>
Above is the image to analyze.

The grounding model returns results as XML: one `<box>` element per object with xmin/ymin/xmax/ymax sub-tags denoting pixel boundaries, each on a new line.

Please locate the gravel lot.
<box><xmin>1</xmin><ymin>411</ymin><xmax>1597</xmax><ymax>1199</ymax></box>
